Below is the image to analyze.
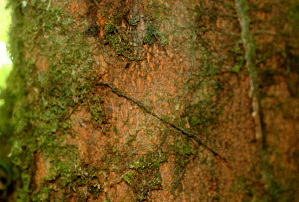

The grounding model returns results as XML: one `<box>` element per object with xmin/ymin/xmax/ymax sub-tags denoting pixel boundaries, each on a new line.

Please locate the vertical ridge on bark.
<box><xmin>234</xmin><ymin>0</ymin><xmax>263</xmax><ymax>145</ymax></box>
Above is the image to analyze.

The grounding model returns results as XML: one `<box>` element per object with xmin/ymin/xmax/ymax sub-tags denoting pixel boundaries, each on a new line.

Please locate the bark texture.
<box><xmin>234</xmin><ymin>0</ymin><xmax>263</xmax><ymax>143</ymax></box>
<box><xmin>0</xmin><ymin>0</ymin><xmax>298</xmax><ymax>201</ymax></box>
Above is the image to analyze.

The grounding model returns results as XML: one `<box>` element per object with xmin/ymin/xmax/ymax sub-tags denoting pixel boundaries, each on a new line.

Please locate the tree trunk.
<box><xmin>1</xmin><ymin>0</ymin><xmax>298</xmax><ymax>201</ymax></box>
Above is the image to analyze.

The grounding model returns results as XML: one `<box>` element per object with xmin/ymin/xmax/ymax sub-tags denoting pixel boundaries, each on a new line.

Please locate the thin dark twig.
<box><xmin>98</xmin><ymin>81</ymin><xmax>231</xmax><ymax>159</ymax></box>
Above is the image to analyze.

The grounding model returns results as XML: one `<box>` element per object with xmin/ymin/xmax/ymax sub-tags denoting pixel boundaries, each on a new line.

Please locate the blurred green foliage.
<box><xmin>0</xmin><ymin>0</ymin><xmax>11</xmax><ymax>43</ymax></box>
<box><xmin>0</xmin><ymin>0</ymin><xmax>12</xmax><ymax>101</ymax></box>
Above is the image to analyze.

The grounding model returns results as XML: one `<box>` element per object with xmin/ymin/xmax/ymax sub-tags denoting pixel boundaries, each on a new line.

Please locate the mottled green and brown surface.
<box><xmin>0</xmin><ymin>0</ymin><xmax>298</xmax><ymax>201</ymax></box>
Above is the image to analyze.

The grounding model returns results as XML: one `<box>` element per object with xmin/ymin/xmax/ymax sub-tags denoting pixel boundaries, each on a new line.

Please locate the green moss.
<box><xmin>170</xmin><ymin>137</ymin><xmax>195</xmax><ymax>194</ymax></box>
<box><xmin>229</xmin><ymin>40</ymin><xmax>245</xmax><ymax>73</ymax></box>
<box><xmin>88</xmin><ymin>96</ymin><xmax>105</xmax><ymax>126</ymax></box>
<box><xmin>103</xmin><ymin>20</ymin><xmax>132</xmax><ymax>58</ymax></box>
<box><xmin>127</xmin><ymin>15</ymin><xmax>140</xmax><ymax>27</ymax></box>
<box><xmin>126</xmin><ymin>152</ymin><xmax>165</xmax><ymax>201</ymax></box>
<box><xmin>143</xmin><ymin>21</ymin><xmax>157</xmax><ymax>45</ymax></box>
<box><xmin>143</xmin><ymin>21</ymin><xmax>167</xmax><ymax>45</ymax></box>
<box><xmin>122</xmin><ymin>170</ymin><xmax>135</xmax><ymax>185</ymax></box>
<box><xmin>104</xmin><ymin>20</ymin><xmax>117</xmax><ymax>35</ymax></box>
<box><xmin>2</xmin><ymin>0</ymin><xmax>107</xmax><ymax>199</ymax></box>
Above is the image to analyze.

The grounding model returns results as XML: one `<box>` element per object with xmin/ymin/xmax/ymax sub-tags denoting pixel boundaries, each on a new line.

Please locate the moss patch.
<box><xmin>3</xmin><ymin>0</ymin><xmax>107</xmax><ymax>200</ymax></box>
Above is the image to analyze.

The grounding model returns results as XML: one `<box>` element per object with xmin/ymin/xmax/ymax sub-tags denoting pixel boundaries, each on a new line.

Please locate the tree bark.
<box><xmin>1</xmin><ymin>0</ymin><xmax>298</xmax><ymax>201</ymax></box>
<box><xmin>234</xmin><ymin>0</ymin><xmax>263</xmax><ymax>145</ymax></box>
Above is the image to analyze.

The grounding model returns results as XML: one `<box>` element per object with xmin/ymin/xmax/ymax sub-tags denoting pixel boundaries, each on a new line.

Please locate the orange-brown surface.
<box><xmin>21</xmin><ymin>0</ymin><xmax>298</xmax><ymax>201</ymax></box>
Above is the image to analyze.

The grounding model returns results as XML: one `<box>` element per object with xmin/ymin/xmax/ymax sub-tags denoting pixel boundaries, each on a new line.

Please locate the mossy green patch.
<box><xmin>2</xmin><ymin>0</ymin><xmax>106</xmax><ymax>200</ymax></box>
<box><xmin>127</xmin><ymin>152</ymin><xmax>165</xmax><ymax>201</ymax></box>
<box><xmin>103</xmin><ymin>19</ymin><xmax>137</xmax><ymax>60</ymax></box>
<box><xmin>143</xmin><ymin>21</ymin><xmax>167</xmax><ymax>45</ymax></box>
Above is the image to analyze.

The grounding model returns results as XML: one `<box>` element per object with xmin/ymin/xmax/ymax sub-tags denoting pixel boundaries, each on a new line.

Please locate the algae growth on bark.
<box><xmin>1</xmin><ymin>0</ymin><xmax>298</xmax><ymax>201</ymax></box>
